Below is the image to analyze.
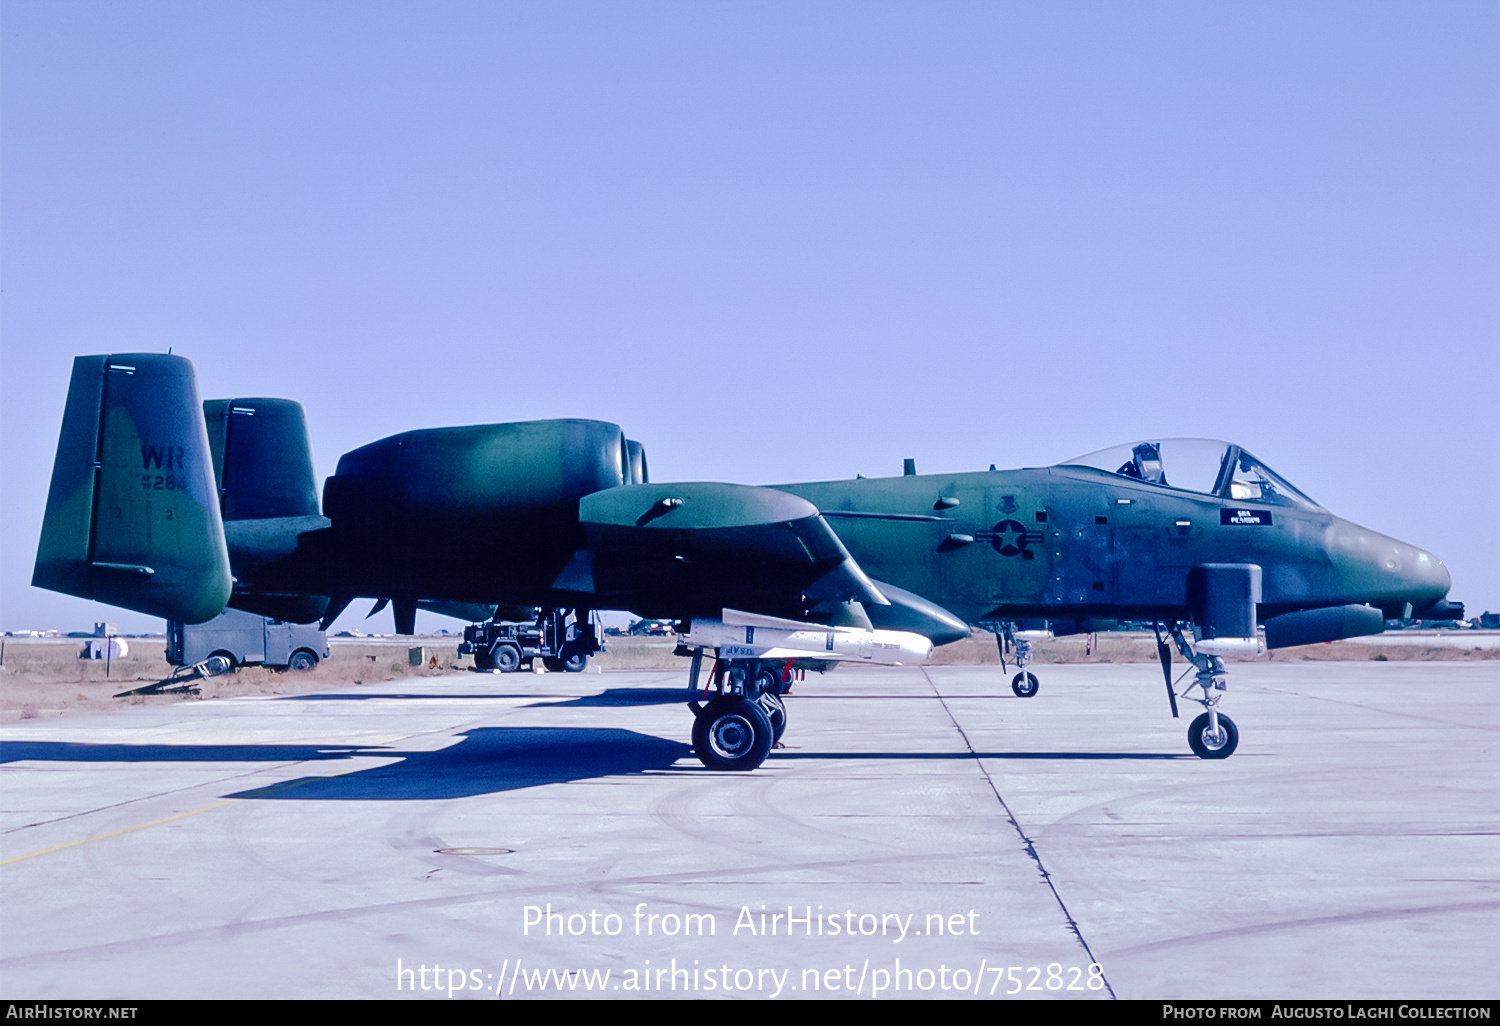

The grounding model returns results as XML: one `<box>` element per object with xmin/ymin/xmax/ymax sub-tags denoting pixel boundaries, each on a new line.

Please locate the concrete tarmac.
<box><xmin>0</xmin><ymin>661</ymin><xmax>1495</xmax><ymax>1000</ymax></box>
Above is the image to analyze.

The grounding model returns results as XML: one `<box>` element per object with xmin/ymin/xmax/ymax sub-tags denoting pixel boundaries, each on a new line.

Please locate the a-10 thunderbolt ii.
<box><xmin>33</xmin><ymin>354</ymin><xmax>1461</xmax><ymax>770</ymax></box>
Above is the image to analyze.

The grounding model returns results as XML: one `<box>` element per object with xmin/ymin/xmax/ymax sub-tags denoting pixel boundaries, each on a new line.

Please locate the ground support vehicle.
<box><xmin>167</xmin><ymin>607</ymin><xmax>329</xmax><ymax>672</ymax></box>
<box><xmin>459</xmin><ymin>609</ymin><xmax>601</xmax><ymax>673</ymax></box>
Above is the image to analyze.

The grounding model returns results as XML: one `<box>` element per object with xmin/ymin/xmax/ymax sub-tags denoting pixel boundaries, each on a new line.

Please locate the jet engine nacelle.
<box><xmin>323</xmin><ymin>420</ymin><xmax>645</xmax><ymax>535</ymax></box>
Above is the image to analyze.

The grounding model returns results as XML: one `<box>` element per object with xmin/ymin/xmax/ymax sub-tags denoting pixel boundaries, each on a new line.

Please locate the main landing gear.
<box><xmin>683</xmin><ymin>651</ymin><xmax>793</xmax><ymax>771</ymax></box>
<box><xmin>1156</xmin><ymin>621</ymin><xmax>1239</xmax><ymax>759</ymax></box>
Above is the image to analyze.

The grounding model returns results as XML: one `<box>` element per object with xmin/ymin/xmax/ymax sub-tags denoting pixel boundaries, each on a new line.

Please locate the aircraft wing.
<box><xmin>560</xmin><ymin>482</ymin><xmax>888</xmax><ymax>618</ymax></box>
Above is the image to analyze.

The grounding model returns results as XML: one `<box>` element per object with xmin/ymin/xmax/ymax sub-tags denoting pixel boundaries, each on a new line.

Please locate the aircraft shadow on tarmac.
<box><xmin>524</xmin><ymin>687</ymin><xmax>692</xmax><ymax>708</ymax></box>
<box><xmin>0</xmin><ymin>729</ymin><xmax>690</xmax><ymax>800</ymax></box>
<box><xmin>272</xmin><ymin>687</ymin><xmax>689</xmax><ymax>707</ymax></box>
<box><xmin>0</xmin><ymin>740</ymin><xmax>375</xmax><ymax>764</ymax></box>
<box><xmin>771</xmin><ymin>751</ymin><xmax>1190</xmax><ymax>761</ymax></box>
<box><xmin>0</xmin><ymin>730</ymin><xmax>1187</xmax><ymax>804</ymax></box>
<box><xmin>229</xmin><ymin>727</ymin><xmax>692</xmax><ymax>799</ymax></box>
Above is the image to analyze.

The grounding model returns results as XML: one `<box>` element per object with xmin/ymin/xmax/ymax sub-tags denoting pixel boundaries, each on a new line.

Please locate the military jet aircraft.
<box><xmin>33</xmin><ymin>355</ymin><xmax>1460</xmax><ymax>770</ymax></box>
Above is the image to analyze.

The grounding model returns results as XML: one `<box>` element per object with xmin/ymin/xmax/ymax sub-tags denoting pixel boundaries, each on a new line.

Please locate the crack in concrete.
<box><xmin>920</xmin><ymin>666</ymin><xmax>1116</xmax><ymax>1000</ymax></box>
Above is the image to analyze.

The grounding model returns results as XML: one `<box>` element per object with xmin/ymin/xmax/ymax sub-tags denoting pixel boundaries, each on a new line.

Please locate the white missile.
<box><xmin>678</xmin><ymin>608</ymin><xmax>933</xmax><ymax>666</ymax></box>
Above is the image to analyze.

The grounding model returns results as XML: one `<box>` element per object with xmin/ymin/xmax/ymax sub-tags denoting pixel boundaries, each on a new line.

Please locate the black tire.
<box><xmin>287</xmin><ymin>649</ymin><xmax>318</xmax><ymax>672</ymax></box>
<box><xmin>691</xmin><ymin>696</ymin><xmax>774</xmax><ymax>771</ymax></box>
<box><xmin>562</xmin><ymin>652</ymin><xmax>588</xmax><ymax>672</ymax></box>
<box><xmin>473</xmin><ymin>648</ymin><xmax>494</xmax><ymax>671</ymax></box>
<box><xmin>759</xmin><ymin>692</ymin><xmax>787</xmax><ymax>744</ymax></box>
<box><xmin>492</xmin><ymin>644</ymin><xmax>521</xmax><ymax>673</ymax></box>
<box><xmin>1188</xmin><ymin>712</ymin><xmax>1238</xmax><ymax>759</ymax></box>
<box><xmin>542</xmin><ymin>657</ymin><xmax>565</xmax><ymax>672</ymax></box>
<box><xmin>208</xmin><ymin>650</ymin><xmax>237</xmax><ymax>671</ymax></box>
<box><xmin>1011</xmin><ymin>671</ymin><xmax>1039</xmax><ymax>698</ymax></box>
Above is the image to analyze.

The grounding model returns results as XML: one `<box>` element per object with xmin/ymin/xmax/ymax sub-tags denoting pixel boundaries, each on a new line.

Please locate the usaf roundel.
<box><xmin>990</xmin><ymin>519</ymin><xmax>1028</xmax><ymax>556</ymax></box>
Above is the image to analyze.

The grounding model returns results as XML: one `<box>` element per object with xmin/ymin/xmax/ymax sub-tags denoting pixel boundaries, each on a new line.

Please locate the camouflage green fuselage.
<box><xmin>229</xmin><ymin>463</ymin><xmax>1447</xmax><ymax>631</ymax></box>
<box><xmin>35</xmin><ymin>355</ymin><xmax>1451</xmax><ymax>634</ymax></box>
<box><xmin>778</xmin><ymin>467</ymin><xmax>1448</xmax><ymax>626</ymax></box>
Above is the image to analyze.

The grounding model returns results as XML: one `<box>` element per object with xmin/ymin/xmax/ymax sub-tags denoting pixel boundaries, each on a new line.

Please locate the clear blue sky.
<box><xmin>2</xmin><ymin>0</ymin><xmax>1496</xmax><ymax>634</ymax></box>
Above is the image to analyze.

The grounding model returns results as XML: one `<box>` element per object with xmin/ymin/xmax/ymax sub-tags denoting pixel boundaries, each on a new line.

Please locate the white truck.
<box><xmin>166</xmin><ymin>607</ymin><xmax>329</xmax><ymax>672</ymax></box>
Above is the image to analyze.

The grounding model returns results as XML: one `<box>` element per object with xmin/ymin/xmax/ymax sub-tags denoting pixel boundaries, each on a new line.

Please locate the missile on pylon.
<box><xmin>678</xmin><ymin>608</ymin><xmax>933</xmax><ymax>666</ymax></box>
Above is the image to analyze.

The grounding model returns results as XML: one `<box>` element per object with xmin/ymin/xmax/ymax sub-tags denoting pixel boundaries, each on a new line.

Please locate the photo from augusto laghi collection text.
<box><xmin>393</xmin><ymin>900</ymin><xmax>1109</xmax><ymax>998</ymax></box>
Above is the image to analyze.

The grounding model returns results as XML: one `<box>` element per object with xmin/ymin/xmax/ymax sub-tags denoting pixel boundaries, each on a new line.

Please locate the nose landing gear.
<box><xmin>992</xmin><ymin>622</ymin><xmax>1041</xmax><ymax>697</ymax></box>
<box><xmin>1160</xmin><ymin>621</ymin><xmax>1241</xmax><ymax>760</ymax></box>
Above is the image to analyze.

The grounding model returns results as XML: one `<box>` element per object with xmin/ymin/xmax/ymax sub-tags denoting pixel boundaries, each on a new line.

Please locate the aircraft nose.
<box><xmin>1326</xmin><ymin>521</ymin><xmax>1450</xmax><ymax>615</ymax></box>
<box><xmin>1406</xmin><ymin>547</ymin><xmax>1452</xmax><ymax>611</ymax></box>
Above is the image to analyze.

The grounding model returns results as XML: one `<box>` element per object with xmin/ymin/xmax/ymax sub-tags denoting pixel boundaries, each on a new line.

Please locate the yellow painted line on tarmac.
<box><xmin>0</xmin><ymin>775</ymin><xmax>329</xmax><ymax>867</ymax></box>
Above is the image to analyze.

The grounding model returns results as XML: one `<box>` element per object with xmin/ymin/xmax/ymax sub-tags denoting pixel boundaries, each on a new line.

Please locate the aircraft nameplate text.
<box><xmin>1221</xmin><ymin>509</ymin><xmax>1273</xmax><ymax>526</ymax></box>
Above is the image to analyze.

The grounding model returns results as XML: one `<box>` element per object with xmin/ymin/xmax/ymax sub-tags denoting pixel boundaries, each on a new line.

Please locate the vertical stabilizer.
<box><xmin>32</xmin><ymin>354</ymin><xmax>233</xmax><ymax>623</ymax></box>
<box><xmin>203</xmin><ymin>398</ymin><xmax>320</xmax><ymax>520</ymax></box>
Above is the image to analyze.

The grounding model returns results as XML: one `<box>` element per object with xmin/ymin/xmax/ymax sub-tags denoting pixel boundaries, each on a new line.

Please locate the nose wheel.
<box><xmin>994</xmin><ymin>622</ymin><xmax>1041</xmax><ymax>697</ymax></box>
<box><xmin>1188</xmin><ymin>711</ymin><xmax>1238</xmax><ymax>759</ymax></box>
<box><xmin>1162</xmin><ymin>622</ymin><xmax>1243</xmax><ymax>760</ymax></box>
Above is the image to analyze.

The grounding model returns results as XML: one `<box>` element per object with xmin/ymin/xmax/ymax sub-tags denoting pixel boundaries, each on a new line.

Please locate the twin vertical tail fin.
<box><xmin>32</xmin><ymin>354</ymin><xmax>233</xmax><ymax>623</ymax></box>
<box><xmin>203</xmin><ymin>397</ymin><xmax>321</xmax><ymax>520</ymax></box>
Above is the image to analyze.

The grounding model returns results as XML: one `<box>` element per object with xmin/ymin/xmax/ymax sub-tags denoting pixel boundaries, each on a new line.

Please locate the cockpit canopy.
<box><xmin>1060</xmin><ymin>439</ymin><xmax>1323</xmax><ymax>510</ymax></box>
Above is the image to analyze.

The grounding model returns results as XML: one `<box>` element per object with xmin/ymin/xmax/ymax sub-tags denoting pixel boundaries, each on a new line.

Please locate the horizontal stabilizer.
<box><xmin>228</xmin><ymin>592</ymin><xmax>329</xmax><ymax>624</ymax></box>
<box><xmin>33</xmin><ymin>355</ymin><xmax>232</xmax><ymax>623</ymax></box>
<box><xmin>420</xmin><ymin>600</ymin><xmax>503</xmax><ymax>623</ymax></box>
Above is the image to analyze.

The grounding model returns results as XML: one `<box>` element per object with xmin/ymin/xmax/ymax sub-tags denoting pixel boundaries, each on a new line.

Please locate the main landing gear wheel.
<box><xmin>491</xmin><ymin>644</ymin><xmax>521</xmax><ymax>673</ymax></box>
<box><xmin>1011</xmin><ymin>671</ymin><xmax>1039</xmax><ymax>698</ymax></box>
<box><xmin>1188</xmin><ymin>712</ymin><xmax>1238</xmax><ymax>759</ymax></box>
<box><xmin>692</xmin><ymin>696</ymin><xmax>774</xmax><ymax>771</ymax></box>
<box><xmin>758</xmin><ymin>692</ymin><xmax>787</xmax><ymax>744</ymax></box>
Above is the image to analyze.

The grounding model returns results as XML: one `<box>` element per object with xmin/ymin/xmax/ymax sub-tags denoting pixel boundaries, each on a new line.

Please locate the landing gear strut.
<box><xmin>683</xmin><ymin>651</ymin><xmax>789</xmax><ymax>770</ymax></box>
<box><xmin>993</xmin><ymin>622</ymin><xmax>1040</xmax><ymax>697</ymax></box>
<box><xmin>1160</xmin><ymin>621</ymin><xmax>1239</xmax><ymax>759</ymax></box>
